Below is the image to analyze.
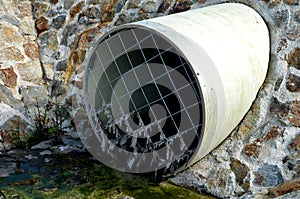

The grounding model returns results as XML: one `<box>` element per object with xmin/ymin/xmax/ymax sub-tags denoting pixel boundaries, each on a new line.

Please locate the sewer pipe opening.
<box><xmin>81</xmin><ymin>3</ymin><xmax>270</xmax><ymax>176</ymax></box>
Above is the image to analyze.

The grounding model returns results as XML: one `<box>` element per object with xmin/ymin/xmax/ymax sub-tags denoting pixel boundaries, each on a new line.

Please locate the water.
<box><xmin>0</xmin><ymin>149</ymin><xmax>215</xmax><ymax>199</ymax></box>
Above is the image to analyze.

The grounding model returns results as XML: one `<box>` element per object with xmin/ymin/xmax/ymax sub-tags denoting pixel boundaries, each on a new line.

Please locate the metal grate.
<box><xmin>85</xmin><ymin>26</ymin><xmax>204</xmax><ymax>175</ymax></box>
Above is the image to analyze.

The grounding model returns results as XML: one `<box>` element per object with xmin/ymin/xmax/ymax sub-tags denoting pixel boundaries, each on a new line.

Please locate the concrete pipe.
<box><xmin>81</xmin><ymin>3</ymin><xmax>269</xmax><ymax>176</ymax></box>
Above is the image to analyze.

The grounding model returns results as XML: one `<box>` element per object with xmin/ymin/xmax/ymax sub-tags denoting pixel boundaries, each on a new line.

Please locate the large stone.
<box><xmin>284</xmin><ymin>0</ymin><xmax>299</xmax><ymax>5</ymax></box>
<box><xmin>288</xmin><ymin>100</ymin><xmax>300</xmax><ymax>127</ymax></box>
<box><xmin>18</xmin><ymin>1</ymin><xmax>33</xmax><ymax>17</ymax></box>
<box><xmin>0</xmin><ymin>84</ymin><xmax>21</xmax><ymax>109</ymax></box>
<box><xmin>70</xmin><ymin>1</ymin><xmax>85</xmax><ymax>21</ymax></box>
<box><xmin>0</xmin><ymin>66</ymin><xmax>18</xmax><ymax>88</ymax></box>
<box><xmin>269</xmin><ymin>178</ymin><xmax>300</xmax><ymax>197</ymax></box>
<box><xmin>0</xmin><ymin>15</ymin><xmax>20</xmax><ymax>26</ymax></box>
<box><xmin>0</xmin><ymin>46</ymin><xmax>24</xmax><ymax>61</ymax></box>
<box><xmin>1</xmin><ymin>26</ymin><xmax>24</xmax><ymax>44</ymax></box>
<box><xmin>24</xmin><ymin>42</ymin><xmax>40</xmax><ymax>60</ymax></box>
<box><xmin>33</xmin><ymin>2</ymin><xmax>50</xmax><ymax>19</ymax></box>
<box><xmin>287</xmin><ymin>48</ymin><xmax>300</xmax><ymax>69</ymax></box>
<box><xmin>254</xmin><ymin>164</ymin><xmax>284</xmax><ymax>187</ymax></box>
<box><xmin>19</xmin><ymin>16</ymin><xmax>37</xmax><ymax>35</ymax></box>
<box><xmin>16</xmin><ymin>62</ymin><xmax>43</xmax><ymax>83</ymax></box>
<box><xmin>286</xmin><ymin>73</ymin><xmax>300</xmax><ymax>92</ymax></box>
<box><xmin>230</xmin><ymin>158</ymin><xmax>250</xmax><ymax>191</ymax></box>
<box><xmin>290</xmin><ymin>133</ymin><xmax>300</xmax><ymax>151</ymax></box>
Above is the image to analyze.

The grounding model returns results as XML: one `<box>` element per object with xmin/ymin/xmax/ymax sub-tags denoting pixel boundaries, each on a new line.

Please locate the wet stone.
<box><xmin>31</xmin><ymin>140</ymin><xmax>52</xmax><ymax>150</ymax></box>
<box><xmin>254</xmin><ymin>164</ymin><xmax>284</xmax><ymax>187</ymax></box>
<box><xmin>52</xmin><ymin>15</ymin><xmax>66</xmax><ymax>29</ymax></box>
<box><xmin>286</xmin><ymin>73</ymin><xmax>300</xmax><ymax>92</ymax></box>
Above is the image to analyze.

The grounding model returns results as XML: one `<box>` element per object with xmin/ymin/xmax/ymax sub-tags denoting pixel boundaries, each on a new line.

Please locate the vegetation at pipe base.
<box><xmin>0</xmin><ymin>152</ymin><xmax>215</xmax><ymax>199</ymax></box>
<box><xmin>1</xmin><ymin>96</ymin><xmax>72</xmax><ymax>150</ymax></box>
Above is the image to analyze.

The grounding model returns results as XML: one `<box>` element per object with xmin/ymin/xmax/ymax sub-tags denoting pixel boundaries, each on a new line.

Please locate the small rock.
<box><xmin>40</xmin><ymin>150</ymin><xmax>52</xmax><ymax>156</ymax></box>
<box><xmin>0</xmin><ymin>162</ymin><xmax>17</xmax><ymax>177</ymax></box>
<box><xmin>25</xmin><ymin>154</ymin><xmax>38</xmax><ymax>160</ymax></box>
<box><xmin>52</xmin><ymin>15</ymin><xmax>66</xmax><ymax>29</ymax></box>
<box><xmin>64</xmin><ymin>0</ymin><xmax>75</xmax><ymax>10</ymax></box>
<box><xmin>51</xmin><ymin>80</ymin><xmax>66</xmax><ymax>97</ymax></box>
<box><xmin>33</xmin><ymin>2</ymin><xmax>50</xmax><ymax>19</ymax></box>
<box><xmin>286</xmin><ymin>73</ymin><xmax>300</xmax><ymax>92</ymax></box>
<box><xmin>286</xmin><ymin>26</ymin><xmax>300</xmax><ymax>41</ymax></box>
<box><xmin>169</xmin><ymin>0</ymin><xmax>191</xmax><ymax>14</ymax></box>
<box><xmin>36</xmin><ymin>16</ymin><xmax>50</xmax><ymax>33</ymax></box>
<box><xmin>273</xmin><ymin>10</ymin><xmax>289</xmax><ymax>27</ymax></box>
<box><xmin>56</xmin><ymin>60</ymin><xmax>68</xmax><ymax>71</ymax></box>
<box><xmin>44</xmin><ymin>157</ymin><xmax>52</xmax><ymax>163</ymax></box>
<box><xmin>158</xmin><ymin>0</ymin><xmax>171</xmax><ymax>13</ymax></box>
<box><xmin>243</xmin><ymin>139</ymin><xmax>262</xmax><ymax>158</ymax></box>
<box><xmin>31</xmin><ymin>140</ymin><xmax>52</xmax><ymax>150</ymax></box>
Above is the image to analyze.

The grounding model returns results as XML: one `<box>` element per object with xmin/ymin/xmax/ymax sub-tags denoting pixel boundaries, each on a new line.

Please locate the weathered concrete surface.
<box><xmin>0</xmin><ymin>0</ymin><xmax>299</xmax><ymax>198</ymax></box>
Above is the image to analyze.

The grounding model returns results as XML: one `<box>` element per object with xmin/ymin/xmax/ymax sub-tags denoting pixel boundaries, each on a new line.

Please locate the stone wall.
<box><xmin>0</xmin><ymin>0</ymin><xmax>299</xmax><ymax>198</ymax></box>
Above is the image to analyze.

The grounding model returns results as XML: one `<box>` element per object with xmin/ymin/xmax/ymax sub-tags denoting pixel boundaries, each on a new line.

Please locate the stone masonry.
<box><xmin>0</xmin><ymin>0</ymin><xmax>299</xmax><ymax>198</ymax></box>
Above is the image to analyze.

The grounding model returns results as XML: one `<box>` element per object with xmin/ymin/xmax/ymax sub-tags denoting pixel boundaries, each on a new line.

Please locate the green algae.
<box><xmin>0</xmin><ymin>152</ymin><xmax>215</xmax><ymax>199</ymax></box>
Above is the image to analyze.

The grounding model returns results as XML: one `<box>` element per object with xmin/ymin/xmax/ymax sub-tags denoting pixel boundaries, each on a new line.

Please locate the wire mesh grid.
<box><xmin>85</xmin><ymin>26</ymin><xmax>204</xmax><ymax>155</ymax></box>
